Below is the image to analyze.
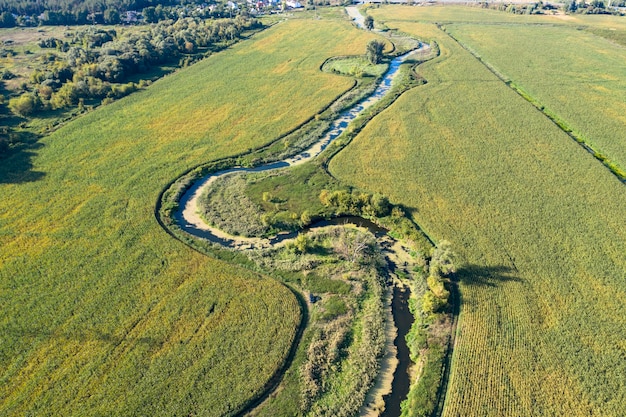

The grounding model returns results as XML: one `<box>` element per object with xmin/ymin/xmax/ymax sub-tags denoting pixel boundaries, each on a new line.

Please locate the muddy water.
<box><xmin>382</xmin><ymin>285</ymin><xmax>414</xmax><ymax>417</ymax></box>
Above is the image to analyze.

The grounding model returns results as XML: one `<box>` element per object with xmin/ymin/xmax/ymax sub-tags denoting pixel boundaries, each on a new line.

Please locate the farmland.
<box><xmin>331</xmin><ymin>7</ymin><xmax>626</xmax><ymax>416</ymax></box>
<box><xmin>446</xmin><ymin>23</ymin><xmax>626</xmax><ymax>176</ymax></box>
<box><xmin>0</xmin><ymin>18</ymin><xmax>381</xmax><ymax>416</ymax></box>
<box><xmin>2</xmin><ymin>3</ymin><xmax>626</xmax><ymax>417</ymax></box>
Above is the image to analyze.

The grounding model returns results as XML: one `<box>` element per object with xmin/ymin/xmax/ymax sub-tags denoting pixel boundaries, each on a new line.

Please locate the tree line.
<box><xmin>0</xmin><ymin>0</ymin><xmax>241</xmax><ymax>27</ymax></box>
<box><xmin>7</xmin><ymin>16</ymin><xmax>260</xmax><ymax>117</ymax></box>
<box><xmin>478</xmin><ymin>0</ymin><xmax>626</xmax><ymax>15</ymax></box>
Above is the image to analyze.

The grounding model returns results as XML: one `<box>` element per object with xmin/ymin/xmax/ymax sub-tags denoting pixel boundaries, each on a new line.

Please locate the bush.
<box><xmin>401</xmin><ymin>345</ymin><xmax>445</xmax><ymax>417</ymax></box>
<box><xmin>8</xmin><ymin>93</ymin><xmax>41</xmax><ymax>117</ymax></box>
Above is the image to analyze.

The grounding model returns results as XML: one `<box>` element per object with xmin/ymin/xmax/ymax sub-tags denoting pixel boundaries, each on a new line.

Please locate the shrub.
<box><xmin>8</xmin><ymin>93</ymin><xmax>41</xmax><ymax>117</ymax></box>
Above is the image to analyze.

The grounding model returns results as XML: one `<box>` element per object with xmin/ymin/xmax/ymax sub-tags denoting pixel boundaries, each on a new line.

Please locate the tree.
<box><xmin>364</xmin><ymin>15</ymin><xmax>374</xmax><ymax>31</ymax></box>
<box><xmin>421</xmin><ymin>291</ymin><xmax>446</xmax><ymax>315</ymax></box>
<box><xmin>50</xmin><ymin>82</ymin><xmax>79</xmax><ymax>109</ymax></box>
<box><xmin>334</xmin><ymin>228</ymin><xmax>375</xmax><ymax>264</ymax></box>
<box><xmin>293</xmin><ymin>233</ymin><xmax>311</xmax><ymax>254</ymax></box>
<box><xmin>8</xmin><ymin>93</ymin><xmax>40</xmax><ymax>117</ymax></box>
<box><xmin>430</xmin><ymin>240</ymin><xmax>456</xmax><ymax>276</ymax></box>
<box><xmin>104</xmin><ymin>8</ymin><xmax>121</xmax><ymax>24</ymax></box>
<box><xmin>0</xmin><ymin>11</ymin><xmax>16</xmax><ymax>28</ymax></box>
<box><xmin>366</xmin><ymin>40</ymin><xmax>385</xmax><ymax>65</ymax></box>
<box><xmin>300</xmin><ymin>210</ymin><xmax>312</xmax><ymax>226</ymax></box>
<box><xmin>370</xmin><ymin>193</ymin><xmax>390</xmax><ymax>217</ymax></box>
<box><xmin>143</xmin><ymin>7</ymin><xmax>157</xmax><ymax>23</ymax></box>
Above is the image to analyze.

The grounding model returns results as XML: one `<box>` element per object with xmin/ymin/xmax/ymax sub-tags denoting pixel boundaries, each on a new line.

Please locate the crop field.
<box><xmin>446</xmin><ymin>23</ymin><xmax>626</xmax><ymax>175</ymax></box>
<box><xmin>366</xmin><ymin>3</ymin><xmax>626</xmax><ymax>26</ymax></box>
<box><xmin>332</xmin><ymin>9</ymin><xmax>626</xmax><ymax>417</ymax></box>
<box><xmin>0</xmin><ymin>18</ymin><xmax>381</xmax><ymax>416</ymax></box>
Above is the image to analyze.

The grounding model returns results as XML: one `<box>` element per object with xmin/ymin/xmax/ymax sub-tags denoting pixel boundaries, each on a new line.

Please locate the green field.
<box><xmin>446</xmin><ymin>23</ymin><xmax>626</xmax><ymax>175</ymax></box>
<box><xmin>332</xmin><ymin>10</ymin><xmax>626</xmax><ymax>416</ymax></box>
<box><xmin>0</xmin><ymin>18</ymin><xmax>381</xmax><ymax>416</ymax></box>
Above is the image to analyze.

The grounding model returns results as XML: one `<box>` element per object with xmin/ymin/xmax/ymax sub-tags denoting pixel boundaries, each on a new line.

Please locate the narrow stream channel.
<box><xmin>382</xmin><ymin>285</ymin><xmax>414</xmax><ymax>417</ymax></box>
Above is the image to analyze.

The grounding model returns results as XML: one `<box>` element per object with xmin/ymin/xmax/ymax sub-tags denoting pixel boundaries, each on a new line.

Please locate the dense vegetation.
<box><xmin>0</xmin><ymin>15</ymin><xmax>262</xmax><ymax>160</ymax></box>
<box><xmin>4</xmin><ymin>4</ymin><xmax>625</xmax><ymax>416</ymax></box>
<box><xmin>8</xmin><ymin>16</ymin><xmax>258</xmax><ymax>110</ymax></box>
<box><xmin>158</xmin><ymin>26</ymin><xmax>448</xmax><ymax>415</ymax></box>
<box><xmin>250</xmin><ymin>226</ymin><xmax>388</xmax><ymax>417</ymax></box>
<box><xmin>332</xmin><ymin>8</ymin><xmax>626</xmax><ymax>416</ymax></box>
<box><xmin>0</xmin><ymin>17</ymin><xmax>382</xmax><ymax>416</ymax></box>
<box><xmin>402</xmin><ymin>241</ymin><xmax>455</xmax><ymax>417</ymax></box>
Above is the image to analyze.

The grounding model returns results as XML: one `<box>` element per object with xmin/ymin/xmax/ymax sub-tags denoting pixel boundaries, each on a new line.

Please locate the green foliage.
<box><xmin>319</xmin><ymin>188</ymin><xmax>391</xmax><ymax>218</ymax></box>
<box><xmin>8</xmin><ymin>92</ymin><xmax>41</xmax><ymax>116</ymax></box>
<box><xmin>366</xmin><ymin>39</ymin><xmax>385</xmax><ymax>64</ymax></box>
<box><xmin>0</xmin><ymin>10</ymin><xmax>15</xmax><ymax>27</ymax></box>
<box><xmin>300</xmin><ymin>210</ymin><xmax>312</xmax><ymax>226</ymax></box>
<box><xmin>430</xmin><ymin>239</ymin><xmax>456</xmax><ymax>276</ymax></box>
<box><xmin>426</xmin><ymin>274</ymin><xmax>449</xmax><ymax>301</ymax></box>
<box><xmin>421</xmin><ymin>291</ymin><xmax>446</xmax><ymax>315</ymax></box>
<box><xmin>332</xmin><ymin>226</ymin><xmax>379</xmax><ymax>265</ymax></box>
<box><xmin>245</xmin><ymin>225</ymin><xmax>387</xmax><ymax>416</ymax></box>
<box><xmin>321</xmin><ymin>295</ymin><xmax>348</xmax><ymax>320</ymax></box>
<box><xmin>302</xmin><ymin>266</ymin><xmax>386</xmax><ymax>417</ymax></box>
<box><xmin>1</xmin><ymin>16</ymin><xmax>262</xmax><ymax>121</ymax></box>
<box><xmin>305</xmin><ymin>274</ymin><xmax>351</xmax><ymax>295</ymax></box>
<box><xmin>201</xmin><ymin>173</ymin><xmax>270</xmax><ymax>237</ymax></box>
<box><xmin>401</xmin><ymin>344</ymin><xmax>445</xmax><ymax>417</ymax></box>
<box><xmin>293</xmin><ymin>233</ymin><xmax>311</xmax><ymax>253</ymax></box>
<box><xmin>323</xmin><ymin>56</ymin><xmax>388</xmax><ymax>78</ymax></box>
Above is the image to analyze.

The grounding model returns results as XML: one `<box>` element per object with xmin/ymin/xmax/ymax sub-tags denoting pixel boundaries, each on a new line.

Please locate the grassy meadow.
<box><xmin>332</xmin><ymin>9</ymin><xmax>626</xmax><ymax>416</ymax></box>
<box><xmin>0</xmin><ymin>18</ymin><xmax>381</xmax><ymax>415</ymax></box>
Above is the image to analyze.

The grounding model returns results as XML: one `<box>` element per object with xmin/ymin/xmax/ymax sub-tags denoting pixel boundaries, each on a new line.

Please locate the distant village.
<box><xmin>0</xmin><ymin>0</ymin><xmax>308</xmax><ymax>28</ymax></box>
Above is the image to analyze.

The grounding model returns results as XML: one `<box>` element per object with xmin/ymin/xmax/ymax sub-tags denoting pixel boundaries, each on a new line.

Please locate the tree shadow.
<box><xmin>0</xmin><ymin>130</ymin><xmax>46</xmax><ymax>184</ymax></box>
<box><xmin>454</xmin><ymin>264</ymin><xmax>522</xmax><ymax>288</ymax></box>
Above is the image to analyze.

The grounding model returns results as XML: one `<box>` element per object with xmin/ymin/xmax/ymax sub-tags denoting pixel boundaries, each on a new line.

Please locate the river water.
<box><xmin>382</xmin><ymin>285</ymin><xmax>414</xmax><ymax>417</ymax></box>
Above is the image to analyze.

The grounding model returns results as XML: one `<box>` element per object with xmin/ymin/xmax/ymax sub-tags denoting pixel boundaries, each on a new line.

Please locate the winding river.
<box><xmin>173</xmin><ymin>44</ymin><xmax>427</xmax><ymax>248</ymax></box>
<box><xmin>171</xmin><ymin>44</ymin><xmax>430</xmax><ymax>416</ymax></box>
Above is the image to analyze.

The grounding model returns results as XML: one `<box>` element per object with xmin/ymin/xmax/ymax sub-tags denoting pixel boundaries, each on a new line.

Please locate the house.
<box><xmin>122</xmin><ymin>11</ymin><xmax>140</xmax><ymax>24</ymax></box>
